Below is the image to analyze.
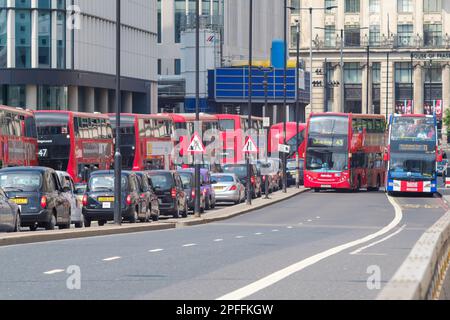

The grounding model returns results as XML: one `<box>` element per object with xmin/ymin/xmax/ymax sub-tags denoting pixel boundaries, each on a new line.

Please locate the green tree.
<box><xmin>444</xmin><ymin>109</ymin><xmax>450</xmax><ymax>132</ymax></box>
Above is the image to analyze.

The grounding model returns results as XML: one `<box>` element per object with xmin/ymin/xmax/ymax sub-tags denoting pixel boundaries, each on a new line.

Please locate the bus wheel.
<box><xmin>313</xmin><ymin>188</ymin><xmax>320</xmax><ymax>193</ymax></box>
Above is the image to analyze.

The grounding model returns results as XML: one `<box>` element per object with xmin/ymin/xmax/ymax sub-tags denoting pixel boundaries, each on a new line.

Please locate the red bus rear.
<box><xmin>109</xmin><ymin>113</ymin><xmax>174</xmax><ymax>171</ymax></box>
<box><xmin>304</xmin><ymin>113</ymin><xmax>386</xmax><ymax>191</ymax></box>
<box><xmin>0</xmin><ymin>105</ymin><xmax>38</xmax><ymax>168</ymax></box>
<box><xmin>35</xmin><ymin>111</ymin><xmax>114</xmax><ymax>183</ymax></box>
<box><xmin>268</xmin><ymin>122</ymin><xmax>306</xmax><ymax>159</ymax></box>
<box><xmin>217</xmin><ymin>115</ymin><xmax>264</xmax><ymax>164</ymax></box>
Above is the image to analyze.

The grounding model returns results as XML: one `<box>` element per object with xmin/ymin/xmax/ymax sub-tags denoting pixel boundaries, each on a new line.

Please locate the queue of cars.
<box><xmin>0</xmin><ymin>157</ymin><xmax>296</xmax><ymax>233</ymax></box>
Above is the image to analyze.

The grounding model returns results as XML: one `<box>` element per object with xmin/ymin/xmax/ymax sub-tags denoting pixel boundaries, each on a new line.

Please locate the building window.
<box><xmin>3</xmin><ymin>85</ymin><xmax>27</xmax><ymax>107</ymax></box>
<box><xmin>344</xmin><ymin>63</ymin><xmax>362</xmax><ymax>84</ymax></box>
<box><xmin>38</xmin><ymin>86</ymin><xmax>68</xmax><ymax>110</ymax></box>
<box><xmin>157</xmin><ymin>0</ymin><xmax>162</xmax><ymax>43</ymax></box>
<box><xmin>202</xmin><ymin>0</ymin><xmax>210</xmax><ymax>15</ymax></box>
<box><xmin>345</xmin><ymin>25</ymin><xmax>360</xmax><ymax>47</ymax></box>
<box><xmin>290</xmin><ymin>25</ymin><xmax>299</xmax><ymax>48</ymax></box>
<box><xmin>16</xmin><ymin>0</ymin><xmax>31</xmax><ymax>8</ymax></box>
<box><xmin>291</xmin><ymin>0</ymin><xmax>300</xmax><ymax>14</ymax></box>
<box><xmin>369</xmin><ymin>0</ymin><xmax>380</xmax><ymax>13</ymax></box>
<box><xmin>424</xmin><ymin>0</ymin><xmax>441</xmax><ymax>12</ymax></box>
<box><xmin>157</xmin><ymin>59</ymin><xmax>161</xmax><ymax>75</ymax></box>
<box><xmin>397</xmin><ymin>0</ymin><xmax>413</xmax><ymax>13</ymax></box>
<box><xmin>372</xmin><ymin>63</ymin><xmax>380</xmax><ymax>84</ymax></box>
<box><xmin>324</xmin><ymin>25</ymin><xmax>336</xmax><ymax>47</ymax></box>
<box><xmin>425</xmin><ymin>63</ymin><xmax>442</xmax><ymax>83</ymax></box>
<box><xmin>345</xmin><ymin>0</ymin><xmax>360</xmax><ymax>13</ymax></box>
<box><xmin>174</xmin><ymin>59</ymin><xmax>181</xmax><ymax>75</ymax></box>
<box><xmin>369</xmin><ymin>25</ymin><xmax>380</xmax><ymax>46</ymax></box>
<box><xmin>174</xmin><ymin>0</ymin><xmax>185</xmax><ymax>44</ymax></box>
<box><xmin>397</xmin><ymin>24</ymin><xmax>413</xmax><ymax>47</ymax></box>
<box><xmin>325</xmin><ymin>0</ymin><xmax>336</xmax><ymax>11</ymax></box>
<box><xmin>0</xmin><ymin>3</ymin><xmax>6</xmax><ymax>68</ymax></box>
<box><xmin>395</xmin><ymin>62</ymin><xmax>412</xmax><ymax>84</ymax></box>
<box><xmin>424</xmin><ymin>23</ymin><xmax>442</xmax><ymax>46</ymax></box>
<box><xmin>56</xmin><ymin>10</ymin><xmax>66</xmax><ymax>69</ymax></box>
<box><xmin>38</xmin><ymin>8</ymin><xmax>51</xmax><ymax>68</ymax></box>
<box><xmin>16</xmin><ymin>10</ymin><xmax>32</xmax><ymax>68</ymax></box>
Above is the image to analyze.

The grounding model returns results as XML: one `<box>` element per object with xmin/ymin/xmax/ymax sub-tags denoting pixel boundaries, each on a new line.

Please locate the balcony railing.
<box><xmin>307</xmin><ymin>33</ymin><xmax>450</xmax><ymax>50</ymax></box>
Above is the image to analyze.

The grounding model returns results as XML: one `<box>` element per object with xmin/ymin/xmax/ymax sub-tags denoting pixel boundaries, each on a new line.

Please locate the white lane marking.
<box><xmin>254</xmin><ymin>233</ymin><xmax>263</xmax><ymax>236</ymax></box>
<box><xmin>272</xmin><ymin>229</ymin><xmax>279</xmax><ymax>232</ymax></box>
<box><xmin>217</xmin><ymin>194</ymin><xmax>403</xmax><ymax>301</ymax></box>
<box><xmin>236</xmin><ymin>236</ymin><xmax>245</xmax><ymax>239</ymax></box>
<box><xmin>183</xmin><ymin>243</ymin><xmax>197</xmax><ymax>247</ymax></box>
<box><xmin>316</xmin><ymin>216</ymin><xmax>321</xmax><ymax>219</ymax></box>
<box><xmin>149</xmin><ymin>249</ymin><xmax>164</xmax><ymax>253</ymax></box>
<box><xmin>287</xmin><ymin>226</ymin><xmax>293</xmax><ymax>229</ymax></box>
<box><xmin>214</xmin><ymin>239</ymin><xmax>224</xmax><ymax>242</ymax></box>
<box><xmin>307</xmin><ymin>219</ymin><xmax>313</xmax><ymax>222</ymax></box>
<box><xmin>43</xmin><ymin>269</ymin><xmax>65</xmax><ymax>275</ymax></box>
<box><xmin>298</xmin><ymin>223</ymin><xmax>303</xmax><ymax>225</ymax></box>
<box><xmin>350</xmin><ymin>224</ymin><xmax>407</xmax><ymax>255</ymax></box>
<box><xmin>103</xmin><ymin>256</ymin><xmax>121</xmax><ymax>262</ymax></box>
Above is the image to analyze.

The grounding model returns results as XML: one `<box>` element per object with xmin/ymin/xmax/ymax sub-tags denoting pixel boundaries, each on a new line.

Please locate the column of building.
<box><xmin>442</xmin><ymin>63</ymin><xmax>450</xmax><ymax>144</ymax></box>
<box><xmin>413</xmin><ymin>62</ymin><xmax>423</xmax><ymax>114</ymax></box>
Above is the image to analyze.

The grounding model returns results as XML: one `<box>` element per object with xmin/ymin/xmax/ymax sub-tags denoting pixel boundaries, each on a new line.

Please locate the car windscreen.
<box><xmin>223</xmin><ymin>166</ymin><xmax>247</xmax><ymax>179</ymax></box>
<box><xmin>88</xmin><ymin>175</ymin><xmax>127</xmax><ymax>192</ymax></box>
<box><xmin>0</xmin><ymin>172</ymin><xmax>42</xmax><ymax>192</ymax></box>
<box><xmin>211</xmin><ymin>175</ymin><xmax>234</xmax><ymax>183</ymax></box>
<box><xmin>179</xmin><ymin>173</ymin><xmax>193</xmax><ymax>188</ymax></box>
<box><xmin>149</xmin><ymin>174</ymin><xmax>174</xmax><ymax>191</ymax></box>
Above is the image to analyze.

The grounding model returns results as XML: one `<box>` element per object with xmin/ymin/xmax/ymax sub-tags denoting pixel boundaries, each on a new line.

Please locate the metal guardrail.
<box><xmin>378</xmin><ymin>209</ymin><xmax>450</xmax><ymax>300</ymax></box>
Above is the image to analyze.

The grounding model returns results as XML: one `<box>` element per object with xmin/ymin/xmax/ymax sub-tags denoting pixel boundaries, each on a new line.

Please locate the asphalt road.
<box><xmin>0</xmin><ymin>188</ymin><xmax>446</xmax><ymax>300</ymax></box>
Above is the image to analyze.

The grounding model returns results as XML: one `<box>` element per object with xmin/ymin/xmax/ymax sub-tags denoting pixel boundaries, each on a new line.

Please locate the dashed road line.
<box><xmin>149</xmin><ymin>249</ymin><xmax>164</xmax><ymax>253</ymax></box>
<box><xmin>214</xmin><ymin>239</ymin><xmax>224</xmax><ymax>242</ymax></box>
<box><xmin>43</xmin><ymin>269</ymin><xmax>65</xmax><ymax>275</ymax></box>
<box><xmin>254</xmin><ymin>233</ymin><xmax>263</xmax><ymax>236</ymax></box>
<box><xmin>236</xmin><ymin>236</ymin><xmax>245</xmax><ymax>239</ymax></box>
<box><xmin>183</xmin><ymin>243</ymin><xmax>197</xmax><ymax>247</ymax></box>
<box><xmin>103</xmin><ymin>256</ymin><xmax>121</xmax><ymax>262</ymax></box>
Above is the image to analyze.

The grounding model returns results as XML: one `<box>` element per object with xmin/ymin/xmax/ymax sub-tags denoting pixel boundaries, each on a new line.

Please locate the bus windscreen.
<box><xmin>391</xmin><ymin>117</ymin><xmax>436</xmax><ymax>141</ymax></box>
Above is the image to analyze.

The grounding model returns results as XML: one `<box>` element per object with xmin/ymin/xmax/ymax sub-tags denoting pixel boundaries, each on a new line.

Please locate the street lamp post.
<box><xmin>295</xmin><ymin>20</ymin><xmax>301</xmax><ymax>189</ymax></box>
<box><xmin>194</xmin><ymin>0</ymin><xmax>201</xmax><ymax>217</ymax></box>
<box><xmin>263</xmin><ymin>69</ymin><xmax>271</xmax><ymax>199</ymax></box>
<box><xmin>114</xmin><ymin>0</ymin><xmax>122</xmax><ymax>226</ymax></box>
<box><xmin>246</xmin><ymin>0</ymin><xmax>253</xmax><ymax>205</ymax></box>
<box><xmin>366</xmin><ymin>45</ymin><xmax>370</xmax><ymax>114</ymax></box>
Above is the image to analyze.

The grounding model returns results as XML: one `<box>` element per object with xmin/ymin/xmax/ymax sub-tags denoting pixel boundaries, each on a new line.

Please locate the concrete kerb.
<box><xmin>175</xmin><ymin>188</ymin><xmax>309</xmax><ymax>227</ymax></box>
<box><xmin>0</xmin><ymin>223</ymin><xmax>177</xmax><ymax>247</ymax></box>
<box><xmin>0</xmin><ymin>188</ymin><xmax>308</xmax><ymax>246</ymax></box>
<box><xmin>377</xmin><ymin>197</ymin><xmax>450</xmax><ymax>300</ymax></box>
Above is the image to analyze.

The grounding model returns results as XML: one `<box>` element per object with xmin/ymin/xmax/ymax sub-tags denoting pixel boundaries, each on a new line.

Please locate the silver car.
<box><xmin>57</xmin><ymin>171</ymin><xmax>83</xmax><ymax>228</ymax></box>
<box><xmin>211</xmin><ymin>173</ymin><xmax>245</xmax><ymax>205</ymax></box>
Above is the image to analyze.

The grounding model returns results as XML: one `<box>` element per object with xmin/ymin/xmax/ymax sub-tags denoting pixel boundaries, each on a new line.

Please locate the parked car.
<box><xmin>0</xmin><ymin>167</ymin><xmax>71</xmax><ymax>231</ymax></box>
<box><xmin>211</xmin><ymin>173</ymin><xmax>245</xmax><ymax>205</ymax></box>
<box><xmin>178</xmin><ymin>170</ymin><xmax>205</xmax><ymax>213</ymax></box>
<box><xmin>82</xmin><ymin>171</ymin><xmax>146</xmax><ymax>227</ymax></box>
<box><xmin>147</xmin><ymin>171</ymin><xmax>188</xmax><ymax>218</ymax></box>
<box><xmin>223</xmin><ymin>164</ymin><xmax>262</xmax><ymax>199</ymax></box>
<box><xmin>57</xmin><ymin>171</ymin><xmax>83</xmax><ymax>228</ymax></box>
<box><xmin>135</xmin><ymin>172</ymin><xmax>160</xmax><ymax>222</ymax></box>
<box><xmin>437</xmin><ymin>159</ymin><xmax>448</xmax><ymax>176</ymax></box>
<box><xmin>74</xmin><ymin>183</ymin><xmax>87</xmax><ymax>208</ymax></box>
<box><xmin>0</xmin><ymin>187</ymin><xmax>21</xmax><ymax>233</ymax></box>
<box><xmin>286</xmin><ymin>159</ymin><xmax>304</xmax><ymax>186</ymax></box>
<box><xmin>180</xmin><ymin>168</ymin><xmax>216</xmax><ymax>210</ymax></box>
<box><xmin>256</xmin><ymin>160</ymin><xmax>280</xmax><ymax>194</ymax></box>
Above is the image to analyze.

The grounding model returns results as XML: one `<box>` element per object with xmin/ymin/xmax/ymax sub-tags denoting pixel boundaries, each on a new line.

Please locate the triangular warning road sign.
<box><xmin>187</xmin><ymin>132</ymin><xmax>206</xmax><ymax>154</ymax></box>
<box><xmin>243</xmin><ymin>136</ymin><xmax>258</xmax><ymax>153</ymax></box>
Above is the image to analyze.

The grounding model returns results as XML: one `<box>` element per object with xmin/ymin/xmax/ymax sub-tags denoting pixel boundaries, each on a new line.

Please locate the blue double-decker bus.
<box><xmin>386</xmin><ymin>114</ymin><xmax>441</xmax><ymax>194</ymax></box>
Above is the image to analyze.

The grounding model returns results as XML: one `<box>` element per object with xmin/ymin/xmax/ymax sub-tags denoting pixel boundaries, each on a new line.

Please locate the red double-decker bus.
<box><xmin>304</xmin><ymin>113</ymin><xmax>386</xmax><ymax>192</ymax></box>
<box><xmin>268</xmin><ymin>122</ymin><xmax>307</xmax><ymax>159</ymax></box>
<box><xmin>217</xmin><ymin>115</ymin><xmax>264</xmax><ymax>164</ymax></box>
<box><xmin>35</xmin><ymin>111</ymin><xmax>114</xmax><ymax>183</ymax></box>
<box><xmin>0</xmin><ymin>105</ymin><xmax>38</xmax><ymax>168</ymax></box>
<box><xmin>109</xmin><ymin>114</ymin><xmax>174</xmax><ymax>171</ymax></box>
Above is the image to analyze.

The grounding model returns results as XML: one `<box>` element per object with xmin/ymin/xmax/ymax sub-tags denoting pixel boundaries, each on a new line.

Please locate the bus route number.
<box><xmin>38</xmin><ymin>149</ymin><xmax>48</xmax><ymax>158</ymax></box>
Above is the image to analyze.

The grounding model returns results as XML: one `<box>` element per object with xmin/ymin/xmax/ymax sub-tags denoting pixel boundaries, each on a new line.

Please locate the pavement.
<box><xmin>0</xmin><ymin>187</ymin><xmax>446</xmax><ymax>300</ymax></box>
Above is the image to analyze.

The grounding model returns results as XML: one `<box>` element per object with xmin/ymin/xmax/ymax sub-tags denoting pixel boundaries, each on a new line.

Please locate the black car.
<box><xmin>147</xmin><ymin>171</ymin><xmax>188</xmax><ymax>218</ymax></box>
<box><xmin>178</xmin><ymin>170</ymin><xmax>205</xmax><ymax>213</ymax></box>
<box><xmin>82</xmin><ymin>171</ymin><xmax>146</xmax><ymax>227</ymax></box>
<box><xmin>135</xmin><ymin>172</ymin><xmax>160</xmax><ymax>222</ymax></box>
<box><xmin>223</xmin><ymin>164</ymin><xmax>262</xmax><ymax>199</ymax></box>
<box><xmin>286</xmin><ymin>159</ymin><xmax>304</xmax><ymax>186</ymax></box>
<box><xmin>0</xmin><ymin>188</ymin><xmax>21</xmax><ymax>233</ymax></box>
<box><xmin>0</xmin><ymin>167</ymin><xmax>71</xmax><ymax>231</ymax></box>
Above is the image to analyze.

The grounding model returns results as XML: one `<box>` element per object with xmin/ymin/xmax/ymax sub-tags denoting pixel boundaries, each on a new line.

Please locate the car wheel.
<box><xmin>84</xmin><ymin>217</ymin><xmax>92</xmax><ymax>228</ymax></box>
<box><xmin>29</xmin><ymin>225</ymin><xmax>38</xmax><ymax>232</ymax></box>
<box><xmin>13</xmin><ymin>212</ymin><xmax>21</xmax><ymax>233</ymax></box>
<box><xmin>205</xmin><ymin>196</ymin><xmax>211</xmax><ymax>210</ymax></box>
<box><xmin>151</xmin><ymin>210</ymin><xmax>160</xmax><ymax>222</ymax></box>
<box><xmin>181</xmin><ymin>202</ymin><xmax>188</xmax><ymax>218</ymax></box>
<box><xmin>98</xmin><ymin>220</ymin><xmax>106</xmax><ymax>227</ymax></box>
<box><xmin>74</xmin><ymin>221</ymin><xmax>84</xmax><ymax>228</ymax></box>
<box><xmin>129</xmin><ymin>207</ymin><xmax>138</xmax><ymax>223</ymax></box>
<box><xmin>173</xmin><ymin>203</ymin><xmax>180</xmax><ymax>218</ymax></box>
<box><xmin>46</xmin><ymin>214</ymin><xmax>56</xmax><ymax>231</ymax></box>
